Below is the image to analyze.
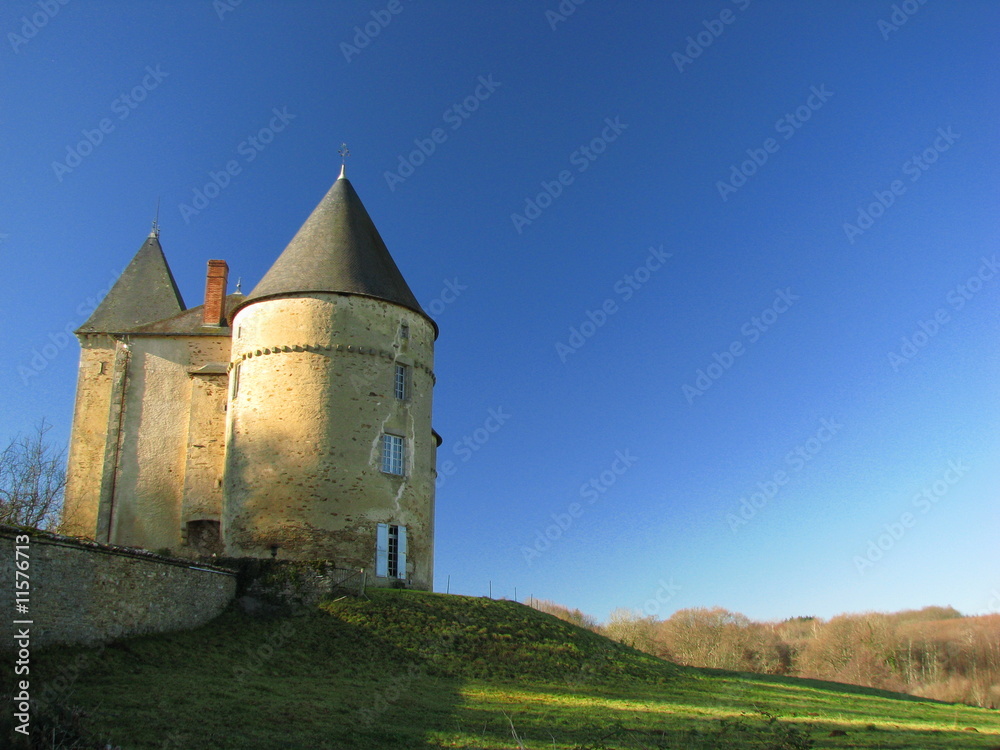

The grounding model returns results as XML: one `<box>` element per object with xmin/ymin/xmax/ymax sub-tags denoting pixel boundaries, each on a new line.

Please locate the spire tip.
<box><xmin>149</xmin><ymin>197</ymin><xmax>161</xmax><ymax>239</ymax></box>
<box><xmin>338</xmin><ymin>142</ymin><xmax>350</xmax><ymax>179</ymax></box>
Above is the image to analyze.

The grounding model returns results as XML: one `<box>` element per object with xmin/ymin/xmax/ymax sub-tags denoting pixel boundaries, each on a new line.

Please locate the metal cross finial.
<box><xmin>149</xmin><ymin>197</ymin><xmax>161</xmax><ymax>239</ymax></box>
<box><xmin>338</xmin><ymin>143</ymin><xmax>350</xmax><ymax>178</ymax></box>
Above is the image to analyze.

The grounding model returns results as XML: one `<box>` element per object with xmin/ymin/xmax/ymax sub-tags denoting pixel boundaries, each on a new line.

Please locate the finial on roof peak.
<box><xmin>338</xmin><ymin>142</ymin><xmax>350</xmax><ymax>179</ymax></box>
<box><xmin>235</xmin><ymin>277</ymin><xmax>243</xmax><ymax>294</ymax></box>
<box><xmin>149</xmin><ymin>198</ymin><xmax>161</xmax><ymax>239</ymax></box>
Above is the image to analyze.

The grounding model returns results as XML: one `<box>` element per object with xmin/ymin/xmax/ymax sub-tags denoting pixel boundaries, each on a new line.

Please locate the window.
<box><xmin>394</xmin><ymin>364</ymin><xmax>408</xmax><ymax>400</ymax></box>
<box><xmin>229</xmin><ymin>361</ymin><xmax>241</xmax><ymax>399</ymax></box>
<box><xmin>400</xmin><ymin>323</ymin><xmax>409</xmax><ymax>340</ymax></box>
<box><xmin>381</xmin><ymin>434</ymin><xmax>405</xmax><ymax>475</ymax></box>
<box><xmin>376</xmin><ymin>523</ymin><xmax>407</xmax><ymax>579</ymax></box>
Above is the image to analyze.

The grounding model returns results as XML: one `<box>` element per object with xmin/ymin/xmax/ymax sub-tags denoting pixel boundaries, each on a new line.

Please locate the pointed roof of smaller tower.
<box><xmin>235</xmin><ymin>173</ymin><xmax>434</xmax><ymax>331</ymax></box>
<box><xmin>77</xmin><ymin>230</ymin><xmax>185</xmax><ymax>334</ymax></box>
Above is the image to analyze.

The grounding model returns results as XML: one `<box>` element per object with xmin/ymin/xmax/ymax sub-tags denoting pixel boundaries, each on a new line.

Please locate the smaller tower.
<box><xmin>62</xmin><ymin>229</ymin><xmax>185</xmax><ymax>542</ymax></box>
<box><xmin>63</xmin><ymin>227</ymin><xmax>243</xmax><ymax>557</ymax></box>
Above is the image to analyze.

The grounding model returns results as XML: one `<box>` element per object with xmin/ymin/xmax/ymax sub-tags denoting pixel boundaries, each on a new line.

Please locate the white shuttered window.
<box><xmin>375</xmin><ymin>523</ymin><xmax>407</xmax><ymax>579</ymax></box>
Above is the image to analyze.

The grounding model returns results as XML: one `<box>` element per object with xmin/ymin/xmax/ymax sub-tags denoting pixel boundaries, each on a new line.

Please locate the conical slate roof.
<box><xmin>77</xmin><ymin>233</ymin><xmax>185</xmax><ymax>334</ymax></box>
<box><xmin>236</xmin><ymin>175</ymin><xmax>433</xmax><ymax>330</ymax></box>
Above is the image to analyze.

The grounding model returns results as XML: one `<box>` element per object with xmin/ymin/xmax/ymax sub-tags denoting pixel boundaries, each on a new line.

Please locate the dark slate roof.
<box><xmin>130</xmin><ymin>294</ymin><xmax>244</xmax><ymax>336</ymax></box>
<box><xmin>234</xmin><ymin>176</ymin><xmax>435</xmax><ymax>332</ymax></box>
<box><xmin>77</xmin><ymin>234</ymin><xmax>185</xmax><ymax>334</ymax></box>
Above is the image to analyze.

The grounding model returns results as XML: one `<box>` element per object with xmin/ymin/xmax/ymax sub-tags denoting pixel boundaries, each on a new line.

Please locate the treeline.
<box><xmin>527</xmin><ymin>599</ymin><xmax>1000</xmax><ymax>708</ymax></box>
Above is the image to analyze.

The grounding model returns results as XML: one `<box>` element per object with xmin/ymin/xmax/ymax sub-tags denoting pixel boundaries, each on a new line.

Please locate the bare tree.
<box><xmin>0</xmin><ymin>420</ymin><xmax>67</xmax><ymax>529</ymax></box>
<box><xmin>527</xmin><ymin>597</ymin><xmax>600</xmax><ymax>631</ymax></box>
<box><xmin>603</xmin><ymin>607</ymin><xmax>657</xmax><ymax>652</ymax></box>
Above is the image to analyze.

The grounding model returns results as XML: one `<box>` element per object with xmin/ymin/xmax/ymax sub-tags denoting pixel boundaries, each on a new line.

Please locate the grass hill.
<box><xmin>15</xmin><ymin>589</ymin><xmax>1000</xmax><ymax>749</ymax></box>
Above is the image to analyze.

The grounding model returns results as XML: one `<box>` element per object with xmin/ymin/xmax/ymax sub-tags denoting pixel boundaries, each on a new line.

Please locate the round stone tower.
<box><xmin>221</xmin><ymin>170</ymin><xmax>438</xmax><ymax>590</ymax></box>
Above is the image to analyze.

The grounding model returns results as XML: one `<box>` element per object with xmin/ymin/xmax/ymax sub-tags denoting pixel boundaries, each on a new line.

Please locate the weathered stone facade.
<box><xmin>224</xmin><ymin>295</ymin><xmax>436</xmax><ymax>589</ymax></box>
<box><xmin>61</xmin><ymin>173</ymin><xmax>438</xmax><ymax>590</ymax></box>
<box><xmin>0</xmin><ymin>525</ymin><xmax>236</xmax><ymax>649</ymax></box>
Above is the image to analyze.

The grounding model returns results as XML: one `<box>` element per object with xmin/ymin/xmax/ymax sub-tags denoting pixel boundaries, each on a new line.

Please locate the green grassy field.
<box><xmin>15</xmin><ymin>590</ymin><xmax>1000</xmax><ymax>748</ymax></box>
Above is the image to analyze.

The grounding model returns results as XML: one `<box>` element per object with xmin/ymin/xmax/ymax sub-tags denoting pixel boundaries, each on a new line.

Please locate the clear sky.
<box><xmin>1</xmin><ymin>1</ymin><xmax>997</xmax><ymax>623</ymax></box>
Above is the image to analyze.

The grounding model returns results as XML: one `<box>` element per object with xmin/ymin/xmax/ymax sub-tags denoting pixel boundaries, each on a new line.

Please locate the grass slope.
<box><xmin>16</xmin><ymin>590</ymin><xmax>1000</xmax><ymax>749</ymax></box>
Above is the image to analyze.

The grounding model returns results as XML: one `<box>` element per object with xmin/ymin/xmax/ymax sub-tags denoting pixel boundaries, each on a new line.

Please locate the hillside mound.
<box><xmin>316</xmin><ymin>589</ymin><xmax>682</xmax><ymax>683</ymax></box>
<box><xmin>9</xmin><ymin>589</ymin><xmax>1000</xmax><ymax>749</ymax></box>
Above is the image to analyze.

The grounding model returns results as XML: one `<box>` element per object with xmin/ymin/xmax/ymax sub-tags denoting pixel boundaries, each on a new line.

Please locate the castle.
<box><xmin>61</xmin><ymin>167</ymin><xmax>439</xmax><ymax>590</ymax></box>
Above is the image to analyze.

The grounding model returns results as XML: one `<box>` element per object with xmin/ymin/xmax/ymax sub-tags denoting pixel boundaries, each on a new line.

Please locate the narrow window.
<box><xmin>376</xmin><ymin>523</ymin><xmax>408</xmax><ymax>579</ymax></box>
<box><xmin>229</xmin><ymin>361</ymin><xmax>241</xmax><ymax>399</ymax></box>
<box><xmin>394</xmin><ymin>364</ymin><xmax>408</xmax><ymax>400</ymax></box>
<box><xmin>400</xmin><ymin>323</ymin><xmax>409</xmax><ymax>340</ymax></box>
<box><xmin>381</xmin><ymin>434</ymin><xmax>405</xmax><ymax>475</ymax></box>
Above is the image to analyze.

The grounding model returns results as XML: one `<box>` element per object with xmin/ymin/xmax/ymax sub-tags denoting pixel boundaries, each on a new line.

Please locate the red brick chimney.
<box><xmin>202</xmin><ymin>260</ymin><xmax>229</xmax><ymax>326</ymax></box>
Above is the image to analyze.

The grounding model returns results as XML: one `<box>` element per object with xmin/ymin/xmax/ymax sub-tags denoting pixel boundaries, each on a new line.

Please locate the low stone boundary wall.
<box><xmin>0</xmin><ymin>525</ymin><xmax>236</xmax><ymax>649</ymax></box>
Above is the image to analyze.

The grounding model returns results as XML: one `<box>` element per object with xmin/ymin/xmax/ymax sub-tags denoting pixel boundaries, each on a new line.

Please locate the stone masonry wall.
<box><xmin>0</xmin><ymin>525</ymin><xmax>236</xmax><ymax>650</ymax></box>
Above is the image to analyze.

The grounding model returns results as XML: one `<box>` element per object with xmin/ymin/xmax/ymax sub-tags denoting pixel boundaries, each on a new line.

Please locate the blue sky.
<box><xmin>1</xmin><ymin>1</ymin><xmax>998</xmax><ymax>623</ymax></box>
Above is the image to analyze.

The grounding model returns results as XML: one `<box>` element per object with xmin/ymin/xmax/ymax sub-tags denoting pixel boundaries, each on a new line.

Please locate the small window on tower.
<box><xmin>400</xmin><ymin>323</ymin><xmax>409</xmax><ymax>340</ymax></box>
<box><xmin>394</xmin><ymin>364</ymin><xmax>408</xmax><ymax>400</ymax></box>
<box><xmin>381</xmin><ymin>434</ymin><xmax>405</xmax><ymax>475</ymax></box>
<box><xmin>230</xmin><ymin>361</ymin><xmax>241</xmax><ymax>399</ymax></box>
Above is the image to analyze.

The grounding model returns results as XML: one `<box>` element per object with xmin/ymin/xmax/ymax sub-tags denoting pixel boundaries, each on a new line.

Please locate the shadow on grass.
<box><xmin>695</xmin><ymin>665</ymin><xmax>950</xmax><ymax>704</ymax></box>
<box><xmin>6</xmin><ymin>599</ymin><xmax>464</xmax><ymax>749</ymax></box>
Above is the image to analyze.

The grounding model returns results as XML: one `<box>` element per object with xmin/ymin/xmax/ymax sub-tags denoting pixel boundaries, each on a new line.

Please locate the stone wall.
<box><xmin>0</xmin><ymin>525</ymin><xmax>236</xmax><ymax>649</ymax></box>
